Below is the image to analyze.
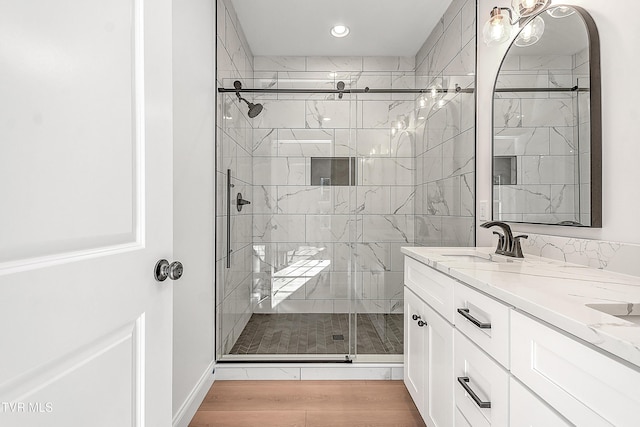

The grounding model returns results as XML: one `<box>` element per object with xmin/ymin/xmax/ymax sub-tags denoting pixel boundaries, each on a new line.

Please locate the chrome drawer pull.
<box><xmin>457</xmin><ymin>308</ymin><xmax>491</xmax><ymax>329</ymax></box>
<box><xmin>457</xmin><ymin>377</ymin><xmax>491</xmax><ymax>408</ymax></box>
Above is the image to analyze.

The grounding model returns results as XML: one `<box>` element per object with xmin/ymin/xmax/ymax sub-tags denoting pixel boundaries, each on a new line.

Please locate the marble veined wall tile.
<box><xmin>252</xmin><ymin>100</ymin><xmax>306</xmax><ymax>129</ymax></box>
<box><xmin>494</xmin><ymin>127</ymin><xmax>550</xmax><ymax>156</ymax></box>
<box><xmin>362</xmin><ymin>215</ymin><xmax>415</xmax><ymax>243</ymax></box>
<box><xmin>363</xmin><ymin>56</ymin><xmax>415</xmax><ymax>72</ymax></box>
<box><xmin>305</xmin><ymin>100</ymin><xmax>351</xmax><ymax>129</ymax></box>
<box><xmin>520</xmin><ymin>55</ymin><xmax>572</xmax><ymax>71</ymax></box>
<box><xmin>391</xmin><ymin>186</ymin><xmax>415</xmax><ymax>215</ymax></box>
<box><xmin>441</xmin><ymin>216</ymin><xmax>474</xmax><ymax>247</ymax></box>
<box><xmin>278</xmin><ymin>186</ymin><xmax>333</xmax><ymax>214</ymax></box>
<box><xmin>252</xmin><ymin>128</ymin><xmax>277</xmax><ymax>156</ymax></box>
<box><xmin>550</xmin><ymin>184</ymin><xmax>577</xmax><ymax>214</ymax></box>
<box><xmin>277</xmin><ymin>128</ymin><xmax>334</xmax><ymax>157</ymax></box>
<box><xmin>354</xmin><ymin>73</ymin><xmax>392</xmax><ymax>100</ymax></box>
<box><xmin>356</xmin><ymin>129</ymin><xmax>391</xmax><ymax>157</ymax></box>
<box><xmin>444</xmin><ymin>40</ymin><xmax>475</xmax><ymax>76</ymax></box>
<box><xmin>549</xmin><ymin>126</ymin><xmax>577</xmax><ymax>156</ymax></box>
<box><xmin>306</xmin><ymin>56</ymin><xmax>364</xmax><ymax>72</ymax></box>
<box><xmin>461</xmin><ymin>0</ymin><xmax>476</xmax><ymax>45</ymax></box>
<box><xmin>494</xmin><ymin>98</ymin><xmax>522</xmax><ymax>128</ymax></box>
<box><xmin>361</xmin><ymin>158</ymin><xmax>414</xmax><ymax>186</ymax></box>
<box><xmin>442</xmin><ymin>129</ymin><xmax>474</xmax><ymax>178</ymax></box>
<box><xmin>354</xmin><ymin>242</ymin><xmax>391</xmax><ymax>272</ymax></box>
<box><xmin>521</xmin><ymin>155</ymin><xmax>575</xmax><ymax>185</ymax></box>
<box><xmin>423</xmin><ymin>145</ymin><xmax>443</xmax><ymax>184</ymax></box>
<box><xmin>306</xmin><ymin>215</ymin><xmax>362</xmax><ymax>243</ymax></box>
<box><xmin>254</xmin><ymin>56</ymin><xmax>306</xmax><ymax>71</ymax></box>
<box><xmin>415</xmin><ymin>215</ymin><xmax>443</xmax><ymax>246</ymax></box>
<box><xmin>430</xmin><ymin>13</ymin><xmax>462</xmax><ymax>73</ymax></box>
<box><xmin>253</xmin><ymin>214</ymin><xmax>306</xmax><ymax>243</ymax></box>
<box><xmin>460</xmin><ymin>173</ymin><xmax>474</xmax><ymax>217</ymax></box>
<box><xmin>252</xmin><ymin>185</ymin><xmax>278</xmax><ymax>214</ymax></box>
<box><xmin>521</xmin><ymin>98</ymin><xmax>575</xmax><ymax>127</ymax></box>
<box><xmin>356</xmin><ymin>186</ymin><xmax>390</xmax><ymax>214</ymax></box>
<box><xmin>253</xmin><ymin>156</ymin><xmax>307</xmax><ymax>186</ymax></box>
<box><xmin>493</xmin><ymin>185</ymin><xmax>526</xmax><ymax>215</ymax></box>
<box><xmin>391</xmin><ymin>129</ymin><xmax>414</xmax><ymax>157</ymax></box>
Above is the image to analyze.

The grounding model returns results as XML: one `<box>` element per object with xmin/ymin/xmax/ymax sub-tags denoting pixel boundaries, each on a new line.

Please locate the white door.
<box><xmin>0</xmin><ymin>1</ymin><xmax>173</xmax><ymax>426</ymax></box>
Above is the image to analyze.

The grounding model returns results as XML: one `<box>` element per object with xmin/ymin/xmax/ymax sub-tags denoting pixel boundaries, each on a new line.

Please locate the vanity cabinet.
<box><xmin>403</xmin><ymin>252</ymin><xmax>640</xmax><ymax>427</ymax></box>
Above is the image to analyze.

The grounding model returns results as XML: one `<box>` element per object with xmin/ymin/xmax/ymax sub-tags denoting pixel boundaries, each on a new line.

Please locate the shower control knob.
<box><xmin>154</xmin><ymin>259</ymin><xmax>184</xmax><ymax>282</ymax></box>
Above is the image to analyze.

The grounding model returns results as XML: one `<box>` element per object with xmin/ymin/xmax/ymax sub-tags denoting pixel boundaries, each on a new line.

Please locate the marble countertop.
<box><xmin>401</xmin><ymin>246</ymin><xmax>640</xmax><ymax>369</ymax></box>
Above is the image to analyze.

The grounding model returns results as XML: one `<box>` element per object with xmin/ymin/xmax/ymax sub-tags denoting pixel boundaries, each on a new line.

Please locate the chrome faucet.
<box><xmin>480</xmin><ymin>221</ymin><xmax>528</xmax><ymax>258</ymax></box>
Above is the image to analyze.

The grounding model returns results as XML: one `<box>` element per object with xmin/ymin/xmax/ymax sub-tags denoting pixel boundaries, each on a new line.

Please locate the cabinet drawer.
<box><xmin>404</xmin><ymin>256</ymin><xmax>455</xmax><ymax>323</ymax></box>
<box><xmin>454</xmin><ymin>330</ymin><xmax>509</xmax><ymax>427</ymax></box>
<box><xmin>511</xmin><ymin>310</ymin><xmax>640</xmax><ymax>427</ymax></box>
<box><xmin>454</xmin><ymin>282</ymin><xmax>510</xmax><ymax>368</ymax></box>
<box><xmin>510</xmin><ymin>377</ymin><xmax>571</xmax><ymax>427</ymax></box>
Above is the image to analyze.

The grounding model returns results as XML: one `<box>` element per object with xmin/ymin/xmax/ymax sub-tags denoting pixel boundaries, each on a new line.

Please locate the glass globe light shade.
<box><xmin>483</xmin><ymin>8</ymin><xmax>513</xmax><ymax>46</ymax></box>
<box><xmin>515</xmin><ymin>16</ymin><xmax>545</xmax><ymax>47</ymax></box>
<box><xmin>546</xmin><ymin>6</ymin><xmax>575</xmax><ymax>18</ymax></box>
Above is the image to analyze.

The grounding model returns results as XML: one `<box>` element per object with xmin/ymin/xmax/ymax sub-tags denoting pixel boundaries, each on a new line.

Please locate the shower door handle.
<box><xmin>226</xmin><ymin>169</ymin><xmax>233</xmax><ymax>268</ymax></box>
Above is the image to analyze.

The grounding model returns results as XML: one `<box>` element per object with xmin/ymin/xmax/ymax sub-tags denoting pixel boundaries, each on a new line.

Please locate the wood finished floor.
<box><xmin>189</xmin><ymin>380</ymin><xmax>425</xmax><ymax>427</ymax></box>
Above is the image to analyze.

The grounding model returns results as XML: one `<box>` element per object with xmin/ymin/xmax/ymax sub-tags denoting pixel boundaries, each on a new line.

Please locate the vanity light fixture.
<box><xmin>482</xmin><ymin>7</ymin><xmax>514</xmax><ymax>46</ymax></box>
<box><xmin>515</xmin><ymin>15</ymin><xmax>545</xmax><ymax>47</ymax></box>
<box><xmin>484</xmin><ymin>0</ymin><xmax>552</xmax><ymax>46</ymax></box>
<box><xmin>512</xmin><ymin>0</ymin><xmax>550</xmax><ymax>18</ymax></box>
<box><xmin>330</xmin><ymin>25</ymin><xmax>350</xmax><ymax>38</ymax></box>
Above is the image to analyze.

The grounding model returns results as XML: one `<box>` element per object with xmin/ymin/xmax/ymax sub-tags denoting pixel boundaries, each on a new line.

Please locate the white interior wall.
<box><xmin>477</xmin><ymin>0</ymin><xmax>640</xmax><ymax>246</ymax></box>
<box><xmin>172</xmin><ymin>0</ymin><xmax>215</xmax><ymax>421</ymax></box>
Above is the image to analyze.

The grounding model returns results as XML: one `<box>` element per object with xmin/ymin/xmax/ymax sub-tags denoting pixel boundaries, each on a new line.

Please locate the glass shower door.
<box><xmin>217</xmin><ymin>79</ymin><xmax>359</xmax><ymax>360</ymax></box>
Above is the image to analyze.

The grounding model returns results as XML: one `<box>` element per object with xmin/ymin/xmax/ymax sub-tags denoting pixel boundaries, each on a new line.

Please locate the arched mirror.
<box><xmin>492</xmin><ymin>5</ymin><xmax>601</xmax><ymax>227</ymax></box>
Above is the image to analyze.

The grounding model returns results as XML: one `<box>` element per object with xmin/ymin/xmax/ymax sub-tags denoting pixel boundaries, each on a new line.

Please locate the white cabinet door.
<box><xmin>404</xmin><ymin>287</ymin><xmax>426</xmax><ymax>415</ymax></box>
<box><xmin>510</xmin><ymin>378</ymin><xmax>571</xmax><ymax>427</ymax></box>
<box><xmin>423</xmin><ymin>302</ymin><xmax>454</xmax><ymax>427</ymax></box>
<box><xmin>0</xmin><ymin>1</ymin><xmax>173</xmax><ymax>426</ymax></box>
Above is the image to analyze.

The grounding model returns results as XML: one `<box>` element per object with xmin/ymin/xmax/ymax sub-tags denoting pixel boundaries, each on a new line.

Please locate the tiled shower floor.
<box><xmin>229</xmin><ymin>313</ymin><xmax>403</xmax><ymax>355</ymax></box>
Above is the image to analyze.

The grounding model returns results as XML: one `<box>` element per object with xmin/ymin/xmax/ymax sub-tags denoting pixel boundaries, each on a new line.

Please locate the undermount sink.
<box><xmin>586</xmin><ymin>303</ymin><xmax>640</xmax><ymax>325</ymax></box>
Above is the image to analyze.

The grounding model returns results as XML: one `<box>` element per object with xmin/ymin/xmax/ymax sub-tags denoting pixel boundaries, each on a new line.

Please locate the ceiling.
<box><xmin>229</xmin><ymin>0</ymin><xmax>454</xmax><ymax>57</ymax></box>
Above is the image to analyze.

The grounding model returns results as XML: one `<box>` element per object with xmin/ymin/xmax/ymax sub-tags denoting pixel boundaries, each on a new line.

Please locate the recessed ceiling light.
<box><xmin>330</xmin><ymin>25</ymin><xmax>350</xmax><ymax>38</ymax></box>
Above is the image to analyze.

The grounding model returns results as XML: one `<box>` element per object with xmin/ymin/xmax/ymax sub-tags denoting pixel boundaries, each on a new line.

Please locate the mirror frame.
<box><xmin>491</xmin><ymin>5</ymin><xmax>601</xmax><ymax>227</ymax></box>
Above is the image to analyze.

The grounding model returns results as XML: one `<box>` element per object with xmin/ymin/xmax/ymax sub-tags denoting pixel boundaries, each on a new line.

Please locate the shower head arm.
<box><xmin>236</xmin><ymin>92</ymin><xmax>250</xmax><ymax>105</ymax></box>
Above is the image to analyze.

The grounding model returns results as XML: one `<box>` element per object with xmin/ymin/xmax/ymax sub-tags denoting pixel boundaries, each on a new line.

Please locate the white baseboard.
<box><xmin>214</xmin><ymin>363</ymin><xmax>403</xmax><ymax>381</ymax></box>
<box><xmin>172</xmin><ymin>361</ymin><xmax>215</xmax><ymax>427</ymax></box>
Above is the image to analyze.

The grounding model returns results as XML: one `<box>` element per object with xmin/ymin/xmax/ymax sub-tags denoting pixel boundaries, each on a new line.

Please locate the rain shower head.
<box><xmin>234</xmin><ymin>80</ymin><xmax>263</xmax><ymax>118</ymax></box>
<box><xmin>247</xmin><ymin>102</ymin><xmax>263</xmax><ymax>118</ymax></box>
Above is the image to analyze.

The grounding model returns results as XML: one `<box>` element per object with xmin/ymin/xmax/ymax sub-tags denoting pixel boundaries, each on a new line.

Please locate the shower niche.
<box><xmin>310</xmin><ymin>157</ymin><xmax>357</xmax><ymax>186</ymax></box>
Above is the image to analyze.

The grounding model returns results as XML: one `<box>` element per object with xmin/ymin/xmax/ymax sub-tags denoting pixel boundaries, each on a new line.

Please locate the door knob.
<box><xmin>154</xmin><ymin>259</ymin><xmax>184</xmax><ymax>282</ymax></box>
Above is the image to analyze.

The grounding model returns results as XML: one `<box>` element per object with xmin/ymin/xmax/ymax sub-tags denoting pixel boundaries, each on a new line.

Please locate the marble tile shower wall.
<box><xmin>249</xmin><ymin>56</ymin><xmax>416</xmax><ymax>314</ymax></box>
<box><xmin>493</xmin><ymin>53</ymin><xmax>580</xmax><ymax>224</ymax></box>
<box><xmin>414</xmin><ymin>0</ymin><xmax>476</xmax><ymax>247</ymax></box>
<box><xmin>216</xmin><ymin>0</ymin><xmax>255</xmax><ymax>355</ymax></box>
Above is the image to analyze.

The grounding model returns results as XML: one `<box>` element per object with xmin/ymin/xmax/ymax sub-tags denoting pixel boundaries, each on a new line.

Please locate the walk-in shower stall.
<box><xmin>215</xmin><ymin>73</ymin><xmax>475</xmax><ymax>362</ymax></box>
